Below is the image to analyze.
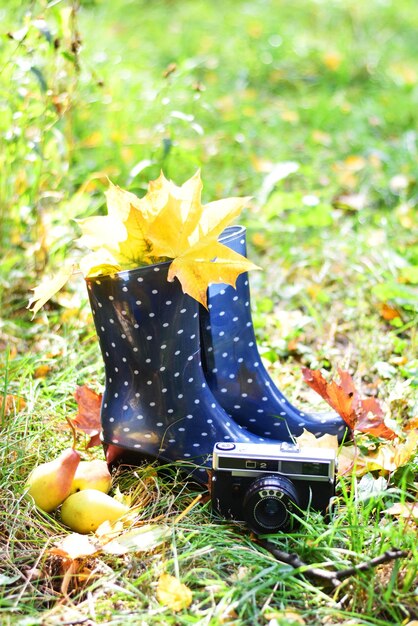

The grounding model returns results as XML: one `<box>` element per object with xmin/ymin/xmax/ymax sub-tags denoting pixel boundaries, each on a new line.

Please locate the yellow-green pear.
<box><xmin>70</xmin><ymin>460</ymin><xmax>111</xmax><ymax>495</ymax></box>
<box><xmin>61</xmin><ymin>489</ymin><xmax>129</xmax><ymax>534</ymax></box>
<box><xmin>25</xmin><ymin>448</ymin><xmax>81</xmax><ymax>513</ymax></box>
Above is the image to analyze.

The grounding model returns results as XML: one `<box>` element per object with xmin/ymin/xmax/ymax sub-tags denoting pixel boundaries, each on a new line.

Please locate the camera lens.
<box><xmin>243</xmin><ymin>475</ymin><xmax>300</xmax><ymax>534</ymax></box>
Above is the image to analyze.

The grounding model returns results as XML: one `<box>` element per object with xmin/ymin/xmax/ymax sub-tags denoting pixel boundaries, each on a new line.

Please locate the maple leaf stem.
<box><xmin>65</xmin><ymin>415</ymin><xmax>78</xmax><ymax>450</ymax></box>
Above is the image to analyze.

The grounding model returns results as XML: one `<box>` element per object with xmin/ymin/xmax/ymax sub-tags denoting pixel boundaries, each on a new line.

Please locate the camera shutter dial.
<box><xmin>243</xmin><ymin>474</ymin><xmax>300</xmax><ymax>534</ymax></box>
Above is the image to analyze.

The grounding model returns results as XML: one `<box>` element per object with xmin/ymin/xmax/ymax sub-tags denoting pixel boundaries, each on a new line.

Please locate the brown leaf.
<box><xmin>405</xmin><ymin>416</ymin><xmax>418</xmax><ymax>431</ymax></box>
<box><xmin>302</xmin><ymin>368</ymin><xmax>397</xmax><ymax>440</ymax></box>
<box><xmin>34</xmin><ymin>364</ymin><xmax>51</xmax><ymax>379</ymax></box>
<box><xmin>72</xmin><ymin>385</ymin><xmax>102</xmax><ymax>448</ymax></box>
<box><xmin>385</xmin><ymin>502</ymin><xmax>418</xmax><ymax>520</ymax></box>
<box><xmin>379</xmin><ymin>303</ymin><xmax>401</xmax><ymax>321</ymax></box>
<box><xmin>302</xmin><ymin>368</ymin><xmax>354</xmax><ymax>426</ymax></box>
<box><xmin>48</xmin><ymin>533</ymin><xmax>100</xmax><ymax>597</ymax></box>
<box><xmin>0</xmin><ymin>395</ymin><xmax>26</xmax><ymax>416</ymax></box>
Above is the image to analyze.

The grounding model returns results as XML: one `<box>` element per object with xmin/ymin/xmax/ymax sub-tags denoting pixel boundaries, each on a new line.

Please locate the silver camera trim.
<box><xmin>212</xmin><ymin>441</ymin><xmax>336</xmax><ymax>483</ymax></box>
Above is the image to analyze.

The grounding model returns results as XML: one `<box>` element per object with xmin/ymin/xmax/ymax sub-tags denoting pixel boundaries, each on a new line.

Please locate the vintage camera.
<box><xmin>211</xmin><ymin>441</ymin><xmax>336</xmax><ymax>534</ymax></box>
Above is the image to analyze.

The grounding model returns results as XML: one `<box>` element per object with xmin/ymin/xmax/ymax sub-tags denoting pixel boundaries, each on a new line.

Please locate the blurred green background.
<box><xmin>1</xmin><ymin>0</ymin><xmax>417</xmax><ymax>380</ymax></box>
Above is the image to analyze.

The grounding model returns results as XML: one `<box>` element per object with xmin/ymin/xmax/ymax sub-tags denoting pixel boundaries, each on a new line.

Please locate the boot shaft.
<box><xmin>87</xmin><ymin>262</ymin><xmax>202</xmax><ymax>387</ymax></box>
<box><xmin>86</xmin><ymin>261</ymin><xmax>263</xmax><ymax>480</ymax></box>
<box><xmin>200</xmin><ymin>225</ymin><xmax>347</xmax><ymax>441</ymax></box>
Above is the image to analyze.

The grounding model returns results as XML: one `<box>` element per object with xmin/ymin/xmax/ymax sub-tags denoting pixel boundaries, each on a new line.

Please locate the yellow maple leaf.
<box><xmin>168</xmin><ymin>239</ymin><xmax>258</xmax><ymax>307</ymax></box>
<box><xmin>77</xmin><ymin>182</ymin><xmax>154</xmax><ymax>269</ymax></box>
<box><xmin>79</xmin><ymin>249</ymin><xmax>122</xmax><ymax>277</ymax></box>
<box><xmin>76</xmin><ymin>215</ymin><xmax>126</xmax><ymax>253</ymax></box>
<box><xmin>116</xmin><ymin>204</ymin><xmax>155</xmax><ymax>268</ymax></box>
<box><xmin>144</xmin><ymin>170</ymin><xmax>205</xmax><ymax>258</ymax></box>
<box><xmin>30</xmin><ymin>170</ymin><xmax>258</xmax><ymax>312</ymax></box>
<box><xmin>198</xmin><ymin>195</ymin><xmax>252</xmax><ymax>240</ymax></box>
<box><xmin>142</xmin><ymin>171</ymin><xmax>258</xmax><ymax>305</ymax></box>
<box><xmin>143</xmin><ymin>170</ymin><xmax>250</xmax><ymax>255</ymax></box>
<box><xmin>156</xmin><ymin>573</ymin><xmax>193</xmax><ymax>612</ymax></box>
<box><xmin>107</xmin><ymin>182</ymin><xmax>158</xmax><ymax>266</ymax></box>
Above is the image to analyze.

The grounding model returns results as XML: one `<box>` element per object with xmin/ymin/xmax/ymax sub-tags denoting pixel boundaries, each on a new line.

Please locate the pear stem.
<box><xmin>65</xmin><ymin>415</ymin><xmax>78</xmax><ymax>450</ymax></box>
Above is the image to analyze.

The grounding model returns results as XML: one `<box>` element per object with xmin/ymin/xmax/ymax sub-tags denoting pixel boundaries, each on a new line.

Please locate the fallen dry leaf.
<box><xmin>49</xmin><ymin>533</ymin><xmax>100</xmax><ymax>560</ymax></box>
<box><xmin>156</xmin><ymin>573</ymin><xmax>193</xmax><ymax>612</ymax></box>
<box><xmin>265</xmin><ymin>610</ymin><xmax>306</xmax><ymax>625</ymax></box>
<box><xmin>405</xmin><ymin>416</ymin><xmax>418</xmax><ymax>431</ymax></box>
<box><xmin>295</xmin><ymin>429</ymin><xmax>339</xmax><ymax>452</ymax></box>
<box><xmin>384</xmin><ymin>502</ymin><xmax>418</xmax><ymax>520</ymax></box>
<box><xmin>363</xmin><ymin>429</ymin><xmax>418</xmax><ymax>473</ymax></box>
<box><xmin>333</xmin><ymin>192</ymin><xmax>368</xmax><ymax>212</ymax></box>
<box><xmin>34</xmin><ymin>364</ymin><xmax>51</xmax><ymax>378</ymax></box>
<box><xmin>379</xmin><ymin>303</ymin><xmax>402</xmax><ymax>321</ymax></box>
<box><xmin>72</xmin><ymin>385</ymin><xmax>102</xmax><ymax>447</ymax></box>
<box><xmin>337</xmin><ymin>430</ymin><xmax>418</xmax><ymax>476</ymax></box>
<box><xmin>101</xmin><ymin>524</ymin><xmax>170</xmax><ymax>555</ymax></box>
<box><xmin>95</xmin><ymin>517</ymin><xmax>126</xmax><ymax>541</ymax></box>
<box><xmin>344</xmin><ymin>155</ymin><xmax>367</xmax><ymax>171</ymax></box>
<box><xmin>48</xmin><ymin>533</ymin><xmax>100</xmax><ymax>596</ymax></box>
<box><xmin>0</xmin><ymin>394</ymin><xmax>26</xmax><ymax>417</ymax></box>
<box><xmin>302</xmin><ymin>368</ymin><xmax>397</xmax><ymax>440</ymax></box>
<box><xmin>337</xmin><ymin>444</ymin><xmax>366</xmax><ymax>476</ymax></box>
<box><xmin>323</xmin><ymin>51</ymin><xmax>342</xmax><ymax>71</ymax></box>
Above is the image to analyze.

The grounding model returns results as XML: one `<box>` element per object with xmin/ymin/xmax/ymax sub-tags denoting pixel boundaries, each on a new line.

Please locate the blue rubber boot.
<box><xmin>199</xmin><ymin>225</ymin><xmax>347</xmax><ymax>441</ymax></box>
<box><xmin>86</xmin><ymin>261</ymin><xmax>267</xmax><ymax>484</ymax></box>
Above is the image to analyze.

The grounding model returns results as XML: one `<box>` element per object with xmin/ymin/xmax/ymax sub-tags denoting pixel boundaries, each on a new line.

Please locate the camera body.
<box><xmin>211</xmin><ymin>441</ymin><xmax>336</xmax><ymax>534</ymax></box>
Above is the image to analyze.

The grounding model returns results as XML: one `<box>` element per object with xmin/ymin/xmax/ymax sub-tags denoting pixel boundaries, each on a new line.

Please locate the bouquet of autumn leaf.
<box><xmin>28</xmin><ymin>171</ymin><xmax>259</xmax><ymax>315</ymax></box>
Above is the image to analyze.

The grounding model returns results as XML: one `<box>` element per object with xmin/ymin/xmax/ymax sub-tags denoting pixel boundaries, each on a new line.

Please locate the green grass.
<box><xmin>1</xmin><ymin>0</ymin><xmax>417</xmax><ymax>624</ymax></box>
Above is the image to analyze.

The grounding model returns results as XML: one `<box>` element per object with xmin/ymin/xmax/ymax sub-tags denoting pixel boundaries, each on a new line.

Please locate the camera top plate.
<box><xmin>212</xmin><ymin>441</ymin><xmax>336</xmax><ymax>482</ymax></box>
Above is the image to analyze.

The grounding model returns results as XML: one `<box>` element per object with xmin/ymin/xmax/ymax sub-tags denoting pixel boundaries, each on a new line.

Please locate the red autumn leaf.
<box><xmin>302</xmin><ymin>367</ymin><xmax>397</xmax><ymax>440</ymax></box>
<box><xmin>72</xmin><ymin>385</ymin><xmax>103</xmax><ymax>448</ymax></box>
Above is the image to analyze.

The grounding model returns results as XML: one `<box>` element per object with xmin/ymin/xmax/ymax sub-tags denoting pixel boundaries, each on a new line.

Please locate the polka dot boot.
<box><xmin>86</xmin><ymin>260</ymin><xmax>267</xmax><ymax>484</ymax></box>
<box><xmin>199</xmin><ymin>225</ymin><xmax>348</xmax><ymax>442</ymax></box>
